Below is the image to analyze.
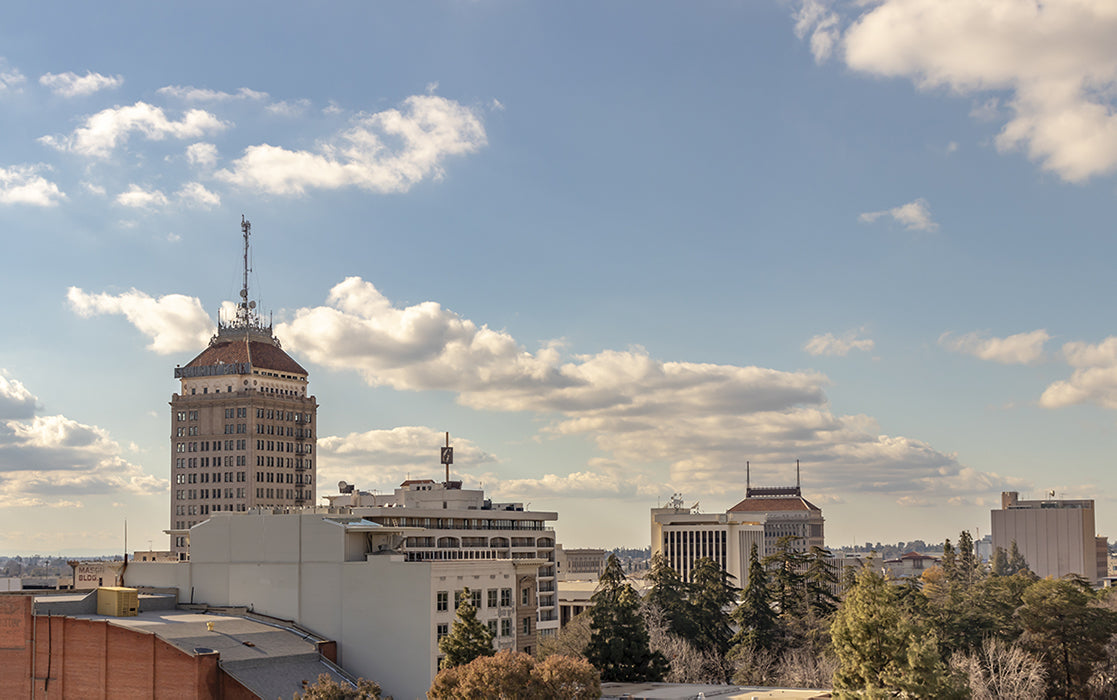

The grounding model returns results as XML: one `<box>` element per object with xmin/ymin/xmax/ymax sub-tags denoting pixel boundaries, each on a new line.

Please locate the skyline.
<box><xmin>2</xmin><ymin>1</ymin><xmax>1117</xmax><ymax>555</ymax></box>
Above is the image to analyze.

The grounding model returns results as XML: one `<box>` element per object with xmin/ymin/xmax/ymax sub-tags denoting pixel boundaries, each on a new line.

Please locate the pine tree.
<box><xmin>687</xmin><ymin>556</ymin><xmax>738</xmax><ymax>658</ymax></box>
<box><xmin>438</xmin><ymin>587</ymin><xmax>495</xmax><ymax>669</ymax></box>
<box><xmin>990</xmin><ymin>546</ymin><xmax>1008</xmax><ymax>576</ymax></box>
<box><xmin>940</xmin><ymin>538</ymin><xmax>957</xmax><ymax>582</ymax></box>
<box><xmin>1006</xmin><ymin>540</ymin><xmax>1029</xmax><ymax>576</ymax></box>
<box><xmin>585</xmin><ymin>554</ymin><xmax>667</xmax><ymax>682</ymax></box>
<box><xmin>956</xmin><ymin>530</ymin><xmax>978</xmax><ymax>586</ymax></box>
<box><xmin>763</xmin><ymin>535</ymin><xmax>807</xmax><ymax>617</ymax></box>
<box><xmin>731</xmin><ymin>543</ymin><xmax>779</xmax><ymax>652</ymax></box>
<box><xmin>645</xmin><ymin>552</ymin><xmax>695</xmax><ymax>641</ymax></box>
<box><xmin>803</xmin><ymin>545</ymin><xmax>840</xmax><ymax>616</ymax></box>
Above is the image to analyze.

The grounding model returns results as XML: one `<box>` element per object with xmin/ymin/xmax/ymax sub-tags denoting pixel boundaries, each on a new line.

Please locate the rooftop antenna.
<box><xmin>239</xmin><ymin>215</ymin><xmax>253</xmax><ymax>327</ymax></box>
<box><xmin>441</xmin><ymin>432</ymin><xmax>454</xmax><ymax>483</ymax></box>
<box><xmin>746</xmin><ymin>460</ymin><xmax>750</xmax><ymax>493</ymax></box>
<box><xmin>796</xmin><ymin>459</ymin><xmax>801</xmax><ymax>492</ymax></box>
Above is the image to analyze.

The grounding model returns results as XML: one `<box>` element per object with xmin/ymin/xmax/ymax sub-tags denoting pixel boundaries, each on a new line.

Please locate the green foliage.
<box><xmin>427</xmin><ymin>650</ymin><xmax>601</xmax><ymax>700</ymax></box>
<box><xmin>831</xmin><ymin>565</ymin><xmax>965</xmax><ymax>699</ymax></box>
<box><xmin>956</xmin><ymin>530</ymin><xmax>978</xmax><ymax>587</ymax></box>
<box><xmin>1006</xmin><ymin>540</ymin><xmax>1029</xmax><ymax>576</ymax></box>
<box><xmin>645</xmin><ymin>552</ymin><xmax>695</xmax><ymax>640</ymax></box>
<box><xmin>584</xmin><ymin>554</ymin><xmax>667</xmax><ymax>682</ymax></box>
<box><xmin>1017</xmin><ymin>576</ymin><xmax>1117</xmax><ymax>699</ymax></box>
<box><xmin>763</xmin><ymin>535</ymin><xmax>807</xmax><ymax>617</ymax></box>
<box><xmin>732</xmin><ymin>543</ymin><xmax>780</xmax><ymax>652</ymax></box>
<box><xmin>804</xmin><ymin>545</ymin><xmax>840</xmax><ymax>617</ymax></box>
<box><xmin>438</xmin><ymin>587</ymin><xmax>495</xmax><ymax>669</ymax></box>
<box><xmin>294</xmin><ymin>673</ymin><xmax>381</xmax><ymax>700</ymax></box>
<box><xmin>688</xmin><ymin>556</ymin><xmax>738</xmax><ymax>658</ymax></box>
<box><xmin>990</xmin><ymin>546</ymin><xmax>1008</xmax><ymax>576</ymax></box>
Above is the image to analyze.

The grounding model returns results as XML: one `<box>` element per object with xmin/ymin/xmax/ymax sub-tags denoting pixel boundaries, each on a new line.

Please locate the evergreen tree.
<box><xmin>687</xmin><ymin>556</ymin><xmax>738</xmax><ymax>658</ymax></box>
<box><xmin>584</xmin><ymin>554</ymin><xmax>667</xmax><ymax>682</ymax></box>
<box><xmin>956</xmin><ymin>530</ymin><xmax>978</xmax><ymax>586</ymax></box>
<box><xmin>1018</xmin><ymin>577</ymin><xmax>1117</xmax><ymax>699</ymax></box>
<box><xmin>763</xmin><ymin>535</ymin><xmax>807</xmax><ymax>617</ymax></box>
<box><xmin>645</xmin><ymin>552</ymin><xmax>695</xmax><ymax>641</ymax></box>
<box><xmin>731</xmin><ymin>543</ymin><xmax>779</xmax><ymax>652</ymax></box>
<box><xmin>438</xmin><ymin>587</ymin><xmax>495</xmax><ymax>669</ymax></box>
<box><xmin>1006</xmin><ymin>540</ymin><xmax>1029</xmax><ymax>576</ymax></box>
<box><xmin>803</xmin><ymin>545</ymin><xmax>840</xmax><ymax>616</ymax></box>
<box><xmin>990</xmin><ymin>546</ymin><xmax>1008</xmax><ymax>576</ymax></box>
<box><xmin>940</xmin><ymin>538</ymin><xmax>957</xmax><ymax>582</ymax></box>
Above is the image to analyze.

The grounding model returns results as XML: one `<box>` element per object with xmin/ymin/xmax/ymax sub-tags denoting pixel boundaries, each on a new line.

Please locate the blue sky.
<box><xmin>2</xmin><ymin>1</ymin><xmax>1117</xmax><ymax>555</ymax></box>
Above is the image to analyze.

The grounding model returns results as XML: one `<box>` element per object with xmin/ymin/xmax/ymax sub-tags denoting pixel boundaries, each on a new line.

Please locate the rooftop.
<box><xmin>728</xmin><ymin>496</ymin><xmax>821</xmax><ymax>513</ymax></box>
<box><xmin>182</xmin><ymin>338</ymin><xmax>307</xmax><ymax>376</ymax></box>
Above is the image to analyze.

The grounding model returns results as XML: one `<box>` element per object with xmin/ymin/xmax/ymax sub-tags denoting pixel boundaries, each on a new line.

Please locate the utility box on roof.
<box><xmin>97</xmin><ymin>586</ymin><xmax>139</xmax><ymax>617</ymax></box>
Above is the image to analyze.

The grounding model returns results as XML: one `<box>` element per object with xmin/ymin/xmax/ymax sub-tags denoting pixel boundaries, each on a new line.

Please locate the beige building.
<box><xmin>126</xmin><ymin>508</ymin><xmax>542</xmax><ymax>699</ymax></box>
<box><xmin>992</xmin><ymin>491</ymin><xmax>1108</xmax><ymax>583</ymax></box>
<box><xmin>556</xmin><ymin>546</ymin><xmax>606</xmax><ymax>581</ymax></box>
<box><xmin>324</xmin><ymin>478</ymin><xmax>560</xmax><ymax>638</ymax></box>
<box><xmin>651</xmin><ymin>496</ymin><xmax>765</xmax><ymax>588</ymax></box>
<box><xmin>727</xmin><ymin>463</ymin><xmax>825</xmax><ymax>554</ymax></box>
<box><xmin>169</xmin><ymin>218</ymin><xmax>317</xmax><ymax>559</ymax></box>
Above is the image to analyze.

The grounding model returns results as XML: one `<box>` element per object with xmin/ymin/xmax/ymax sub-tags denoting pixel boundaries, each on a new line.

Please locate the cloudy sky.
<box><xmin>2</xmin><ymin>1</ymin><xmax>1117</xmax><ymax>555</ymax></box>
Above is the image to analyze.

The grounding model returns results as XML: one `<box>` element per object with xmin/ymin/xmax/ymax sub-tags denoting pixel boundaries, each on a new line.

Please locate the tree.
<box><xmin>831</xmin><ymin>565</ymin><xmax>965</xmax><ymax>698</ymax></box>
<box><xmin>427</xmin><ymin>651</ymin><xmax>599</xmax><ymax>700</ymax></box>
<box><xmin>584</xmin><ymin>554</ymin><xmax>667</xmax><ymax>681</ymax></box>
<box><xmin>645</xmin><ymin>552</ymin><xmax>695</xmax><ymax>641</ymax></box>
<box><xmin>763</xmin><ymin>535</ymin><xmax>806</xmax><ymax>617</ymax></box>
<box><xmin>949</xmin><ymin>637</ymin><xmax>1045</xmax><ymax>700</ymax></box>
<box><xmin>687</xmin><ymin>556</ymin><xmax>738</xmax><ymax>658</ymax></box>
<box><xmin>941</xmin><ymin>538</ymin><xmax>957</xmax><ymax>582</ymax></box>
<box><xmin>731</xmin><ymin>543</ymin><xmax>779</xmax><ymax>652</ymax></box>
<box><xmin>438</xmin><ymin>587</ymin><xmax>494</xmax><ymax>669</ymax></box>
<box><xmin>538</xmin><ymin>609</ymin><xmax>591</xmax><ymax>659</ymax></box>
<box><xmin>1017</xmin><ymin>577</ymin><xmax>1117</xmax><ymax>699</ymax></box>
<box><xmin>295</xmin><ymin>673</ymin><xmax>381</xmax><ymax>700</ymax></box>
<box><xmin>1006</xmin><ymin>541</ymin><xmax>1029</xmax><ymax>576</ymax></box>
<box><xmin>990</xmin><ymin>546</ymin><xmax>1008</xmax><ymax>577</ymax></box>
<box><xmin>803</xmin><ymin>545</ymin><xmax>840</xmax><ymax>617</ymax></box>
<box><xmin>956</xmin><ymin>530</ymin><xmax>979</xmax><ymax>587</ymax></box>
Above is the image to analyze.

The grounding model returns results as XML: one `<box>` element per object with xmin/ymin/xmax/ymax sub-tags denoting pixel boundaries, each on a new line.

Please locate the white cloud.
<box><xmin>114</xmin><ymin>184</ymin><xmax>168</xmax><ymax>209</ymax></box>
<box><xmin>804</xmin><ymin>330</ymin><xmax>875</xmax><ymax>357</ymax></box>
<box><xmin>1042</xmin><ymin>337</ymin><xmax>1117</xmax><ymax>409</ymax></box>
<box><xmin>0</xmin><ymin>371</ymin><xmax>37</xmax><ymax>419</ymax></box>
<box><xmin>157</xmin><ymin>85</ymin><xmax>268</xmax><ymax>102</ymax></box>
<box><xmin>859</xmin><ymin>198</ymin><xmax>937</xmax><ymax>231</ymax></box>
<box><xmin>939</xmin><ymin>329</ymin><xmax>1050</xmax><ymax>365</ymax></box>
<box><xmin>0</xmin><ymin>59</ymin><xmax>25</xmax><ymax>93</ymax></box>
<box><xmin>275</xmin><ymin>277</ymin><xmax>1017</xmax><ymax>501</ymax></box>
<box><xmin>66</xmin><ymin>287</ymin><xmax>214</xmax><ymax>354</ymax></box>
<box><xmin>323</xmin><ymin>101</ymin><xmax>344</xmax><ymax>116</ymax></box>
<box><xmin>39</xmin><ymin>102</ymin><xmax>228</xmax><ymax>158</ymax></box>
<box><xmin>39</xmin><ymin>71</ymin><xmax>123</xmax><ymax>97</ymax></box>
<box><xmin>216</xmin><ymin>94</ymin><xmax>486</xmax><ymax>195</ymax></box>
<box><xmin>185</xmin><ymin>142</ymin><xmax>218</xmax><ymax>168</ymax></box>
<box><xmin>801</xmin><ymin>0</ymin><xmax>1117</xmax><ymax>182</ymax></box>
<box><xmin>82</xmin><ymin>181</ymin><xmax>106</xmax><ymax>196</ymax></box>
<box><xmin>794</xmin><ymin>0</ymin><xmax>841</xmax><ymax>63</ymax></box>
<box><xmin>266</xmin><ymin>98</ymin><xmax>311</xmax><ymax>117</ymax></box>
<box><xmin>0</xmin><ymin>165</ymin><xmax>65</xmax><ymax>206</ymax></box>
<box><xmin>0</xmin><ymin>373</ymin><xmax>162</xmax><ymax>504</ymax></box>
<box><xmin>176</xmin><ymin>182</ymin><xmax>220</xmax><ymax>208</ymax></box>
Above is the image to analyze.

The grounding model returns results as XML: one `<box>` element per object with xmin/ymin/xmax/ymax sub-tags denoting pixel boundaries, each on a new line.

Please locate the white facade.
<box><xmin>650</xmin><ymin>506</ymin><xmax>765</xmax><ymax>588</ymax></box>
<box><xmin>125</xmin><ymin>510</ymin><xmax>541</xmax><ymax>700</ymax></box>
<box><xmin>325</xmin><ymin>479</ymin><xmax>561</xmax><ymax>637</ymax></box>
<box><xmin>992</xmin><ymin>491</ymin><xmax>1105</xmax><ymax>583</ymax></box>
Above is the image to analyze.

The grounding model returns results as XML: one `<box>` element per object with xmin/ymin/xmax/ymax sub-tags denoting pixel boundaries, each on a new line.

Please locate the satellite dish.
<box><xmin>248</xmin><ymin>300</ymin><xmax>256</xmax><ymax>309</ymax></box>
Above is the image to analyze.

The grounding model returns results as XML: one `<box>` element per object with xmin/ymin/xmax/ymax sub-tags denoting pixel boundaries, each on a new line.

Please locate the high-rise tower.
<box><xmin>168</xmin><ymin>217</ymin><xmax>317</xmax><ymax>559</ymax></box>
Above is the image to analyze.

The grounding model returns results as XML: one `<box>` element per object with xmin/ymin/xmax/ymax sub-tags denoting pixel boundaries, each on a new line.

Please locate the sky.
<box><xmin>2</xmin><ymin>1</ymin><xmax>1117</xmax><ymax>556</ymax></box>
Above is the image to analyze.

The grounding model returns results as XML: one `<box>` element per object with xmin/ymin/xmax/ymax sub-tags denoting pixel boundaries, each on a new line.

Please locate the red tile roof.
<box><xmin>184</xmin><ymin>339</ymin><xmax>307</xmax><ymax>375</ymax></box>
<box><xmin>727</xmin><ymin>496</ymin><xmax>821</xmax><ymax>513</ymax></box>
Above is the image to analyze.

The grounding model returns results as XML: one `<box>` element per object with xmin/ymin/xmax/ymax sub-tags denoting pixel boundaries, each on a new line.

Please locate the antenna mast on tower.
<box><xmin>239</xmin><ymin>215</ymin><xmax>253</xmax><ymax>326</ymax></box>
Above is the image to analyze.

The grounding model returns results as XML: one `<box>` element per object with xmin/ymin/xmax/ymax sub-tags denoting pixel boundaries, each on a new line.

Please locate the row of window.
<box><xmin>255</xmin><ymin>439</ymin><xmax>312</xmax><ymax>454</ymax></box>
<box><xmin>175</xmin><ymin>456</ymin><xmax>247</xmax><ymax>468</ymax></box>
<box><xmin>175</xmin><ymin>410</ymin><xmax>200</xmax><ymax>421</ymax></box>
<box><xmin>256</xmin><ymin>424</ymin><xmax>312</xmax><ymax>438</ymax></box>
<box><xmin>435</xmin><ymin>587</ymin><xmax>532</xmax><ymax>613</ymax></box>
<box><xmin>176</xmin><ymin>472</ymin><xmax>247</xmax><ymax>484</ymax></box>
<box><xmin>175</xmin><ymin>503</ymin><xmax>247</xmax><ymax>519</ymax></box>
<box><xmin>175</xmin><ymin>488</ymin><xmax>246</xmax><ymax>500</ymax></box>
<box><xmin>255</xmin><ymin>487</ymin><xmax>309</xmax><ymax>500</ymax></box>
<box><xmin>256</xmin><ymin>456</ymin><xmax>312</xmax><ymax>469</ymax></box>
<box><xmin>176</xmin><ymin>440</ymin><xmax>248</xmax><ymax>453</ymax></box>
<box><xmin>255</xmin><ymin>471</ymin><xmax>310</xmax><ymax>485</ymax></box>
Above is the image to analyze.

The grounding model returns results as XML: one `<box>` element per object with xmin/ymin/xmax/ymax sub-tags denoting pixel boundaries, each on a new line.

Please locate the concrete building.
<box><xmin>323</xmin><ymin>477</ymin><xmax>561</xmax><ymax>638</ymax></box>
<box><xmin>882</xmin><ymin>552</ymin><xmax>940</xmax><ymax>579</ymax></box>
<box><xmin>726</xmin><ymin>462</ymin><xmax>825</xmax><ymax>555</ymax></box>
<box><xmin>992</xmin><ymin>491</ymin><xmax>1108</xmax><ymax>583</ymax></box>
<box><xmin>126</xmin><ymin>508</ymin><xmax>543</xmax><ymax>699</ymax></box>
<box><xmin>169</xmin><ymin>218</ymin><xmax>317</xmax><ymax>560</ymax></box>
<box><xmin>651</xmin><ymin>495</ymin><xmax>765</xmax><ymax>588</ymax></box>
<box><xmin>556</xmin><ymin>546</ymin><xmax>606</xmax><ymax>581</ymax></box>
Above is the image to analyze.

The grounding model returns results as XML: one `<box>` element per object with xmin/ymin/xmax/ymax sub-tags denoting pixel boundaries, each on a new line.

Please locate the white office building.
<box><xmin>992</xmin><ymin>491</ymin><xmax>1108</xmax><ymax>583</ymax></box>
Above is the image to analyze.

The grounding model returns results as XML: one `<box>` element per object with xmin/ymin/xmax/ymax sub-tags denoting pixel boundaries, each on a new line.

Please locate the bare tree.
<box><xmin>643</xmin><ymin>601</ymin><xmax>730</xmax><ymax>684</ymax></box>
<box><xmin>949</xmin><ymin>638</ymin><xmax>1045</xmax><ymax>700</ymax></box>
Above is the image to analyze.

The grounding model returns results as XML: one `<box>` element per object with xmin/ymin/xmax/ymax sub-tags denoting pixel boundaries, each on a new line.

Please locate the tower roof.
<box><xmin>727</xmin><ymin>495</ymin><xmax>821</xmax><ymax>513</ymax></box>
<box><xmin>182</xmin><ymin>338</ymin><xmax>307</xmax><ymax>376</ymax></box>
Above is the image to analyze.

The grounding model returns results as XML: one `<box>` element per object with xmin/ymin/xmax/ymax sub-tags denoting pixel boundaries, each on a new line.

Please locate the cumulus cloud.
<box><xmin>266</xmin><ymin>98</ymin><xmax>311</xmax><ymax>117</ymax></box>
<box><xmin>115</xmin><ymin>184</ymin><xmax>168</xmax><ymax>209</ymax></box>
<box><xmin>186</xmin><ymin>142</ymin><xmax>218</xmax><ymax>168</ymax></box>
<box><xmin>0</xmin><ymin>59</ymin><xmax>25</xmax><ymax>93</ymax></box>
<box><xmin>39</xmin><ymin>71</ymin><xmax>123</xmax><ymax>97</ymax></box>
<box><xmin>216</xmin><ymin>94</ymin><xmax>486</xmax><ymax>195</ymax></box>
<box><xmin>939</xmin><ymin>329</ymin><xmax>1050</xmax><ymax>365</ymax></box>
<box><xmin>176</xmin><ymin>182</ymin><xmax>220</xmax><ymax>208</ymax></box>
<box><xmin>859</xmin><ymin>198</ymin><xmax>937</xmax><ymax>231</ymax></box>
<box><xmin>0</xmin><ymin>373</ymin><xmax>162</xmax><ymax>504</ymax></box>
<box><xmin>0</xmin><ymin>371</ymin><xmax>37</xmax><ymax>419</ymax></box>
<box><xmin>1041</xmin><ymin>337</ymin><xmax>1117</xmax><ymax>409</ymax></box>
<box><xmin>39</xmin><ymin>101</ymin><xmax>228</xmax><ymax>158</ymax></box>
<box><xmin>67</xmin><ymin>287</ymin><xmax>214</xmax><ymax>354</ymax></box>
<box><xmin>804</xmin><ymin>330</ymin><xmax>875</xmax><ymax>357</ymax></box>
<box><xmin>157</xmin><ymin>85</ymin><xmax>268</xmax><ymax>102</ymax></box>
<box><xmin>797</xmin><ymin>0</ymin><xmax>1117</xmax><ymax>182</ymax></box>
<box><xmin>275</xmin><ymin>277</ymin><xmax>1017</xmax><ymax>501</ymax></box>
<box><xmin>0</xmin><ymin>165</ymin><xmax>65</xmax><ymax>206</ymax></box>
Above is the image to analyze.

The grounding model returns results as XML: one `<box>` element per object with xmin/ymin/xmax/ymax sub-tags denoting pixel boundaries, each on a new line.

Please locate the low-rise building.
<box><xmin>556</xmin><ymin>546</ymin><xmax>606</xmax><ymax>581</ymax></box>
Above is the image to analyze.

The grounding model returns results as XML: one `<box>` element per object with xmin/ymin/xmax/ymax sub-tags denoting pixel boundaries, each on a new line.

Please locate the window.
<box><xmin>500</xmin><ymin>588</ymin><xmax>512</xmax><ymax>607</ymax></box>
<box><xmin>522</xmin><ymin>617</ymin><xmax>531</xmax><ymax>635</ymax></box>
<box><xmin>177</xmin><ymin>411</ymin><xmax>186</xmax><ymax>421</ymax></box>
<box><xmin>437</xmin><ymin>623</ymin><xmax>448</xmax><ymax>640</ymax></box>
<box><xmin>521</xmin><ymin>587</ymin><xmax>531</xmax><ymax>606</ymax></box>
<box><xmin>237</xmin><ymin>407</ymin><xmax>247</xmax><ymax>418</ymax></box>
<box><xmin>225</xmin><ymin>424</ymin><xmax>234</xmax><ymax>434</ymax></box>
<box><xmin>225</xmin><ymin>408</ymin><xmax>234</xmax><ymax>419</ymax></box>
<box><xmin>257</xmin><ymin>408</ymin><xmax>264</xmax><ymax>418</ymax></box>
<box><xmin>501</xmin><ymin>619</ymin><xmax>511</xmax><ymax>637</ymax></box>
<box><xmin>454</xmin><ymin>590</ymin><xmax>463</xmax><ymax>609</ymax></box>
<box><xmin>487</xmin><ymin>619</ymin><xmax>497</xmax><ymax>636</ymax></box>
<box><xmin>472</xmin><ymin>590</ymin><xmax>482</xmax><ymax>609</ymax></box>
<box><xmin>437</xmin><ymin>591</ymin><xmax>448</xmax><ymax>612</ymax></box>
<box><xmin>488</xmin><ymin>589</ymin><xmax>498</xmax><ymax>609</ymax></box>
<box><xmin>176</xmin><ymin>443</ymin><xmax>185</xmax><ymax>453</ymax></box>
<box><xmin>189</xmin><ymin>410</ymin><xmax>198</xmax><ymax>420</ymax></box>
<box><xmin>176</xmin><ymin>427</ymin><xmax>186</xmax><ymax>437</ymax></box>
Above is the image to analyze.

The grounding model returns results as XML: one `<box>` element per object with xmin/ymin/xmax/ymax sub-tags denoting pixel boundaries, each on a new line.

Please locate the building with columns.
<box><xmin>168</xmin><ymin>218</ymin><xmax>317</xmax><ymax>559</ymax></box>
